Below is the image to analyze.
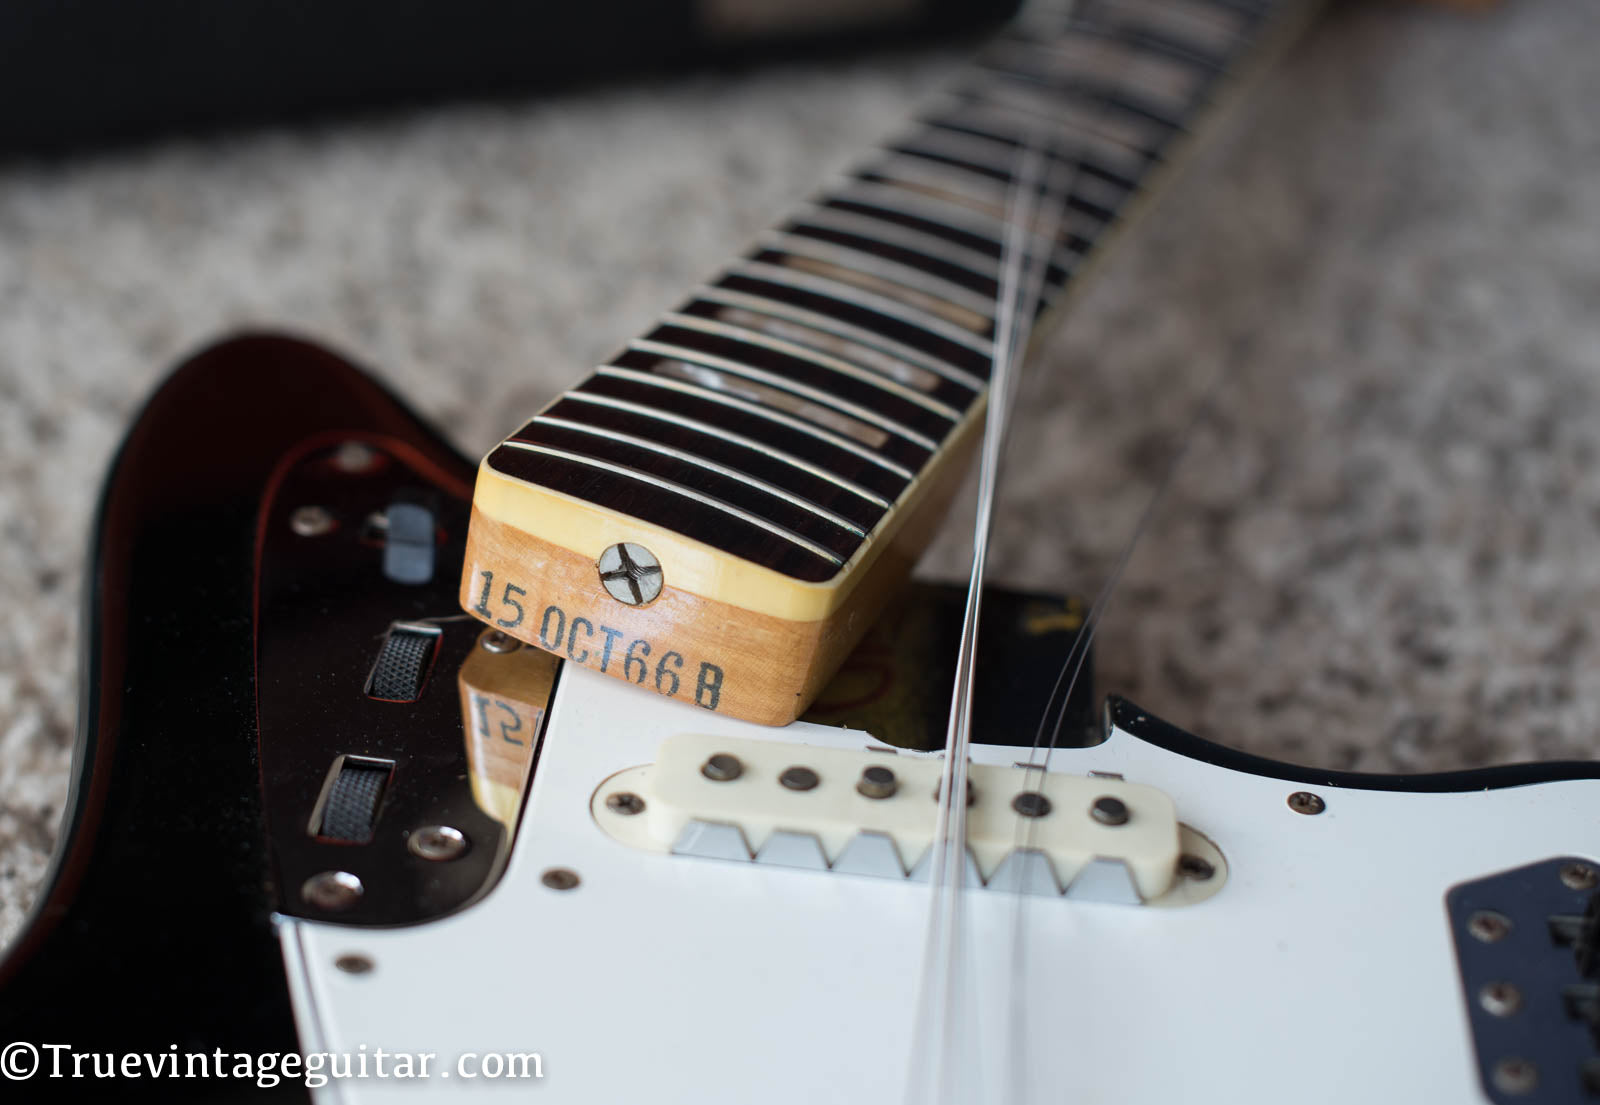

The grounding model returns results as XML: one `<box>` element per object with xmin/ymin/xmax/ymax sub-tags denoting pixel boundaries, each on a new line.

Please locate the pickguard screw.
<box><xmin>1287</xmin><ymin>791</ymin><xmax>1326</xmax><ymax>816</ymax></box>
<box><xmin>597</xmin><ymin>542</ymin><xmax>663</xmax><ymax>606</ymax></box>
<box><xmin>857</xmin><ymin>766</ymin><xmax>897</xmax><ymax>799</ymax></box>
<box><xmin>1468</xmin><ymin>910</ymin><xmax>1512</xmax><ymax>943</ymax></box>
<box><xmin>701</xmin><ymin>754</ymin><xmax>743</xmax><ymax>782</ymax></box>
<box><xmin>335</xmin><ymin>954</ymin><xmax>374</xmax><ymax>975</ymax></box>
<box><xmin>607</xmin><ymin>792</ymin><xmax>646</xmax><ymax>815</ymax></box>
<box><xmin>1012</xmin><ymin>792</ymin><xmax>1053</xmax><ymax>818</ymax></box>
<box><xmin>333</xmin><ymin>441</ymin><xmax>380</xmax><ymax>473</ymax></box>
<box><xmin>291</xmin><ymin>505</ymin><xmax>336</xmax><ymax>537</ymax></box>
<box><xmin>541</xmin><ymin>867</ymin><xmax>580</xmax><ymax>891</ymax></box>
<box><xmin>1179</xmin><ymin>854</ymin><xmax>1215</xmax><ymax>881</ymax></box>
<box><xmin>1090</xmin><ymin>796</ymin><xmax>1129</xmax><ymax>826</ymax></box>
<box><xmin>408</xmin><ymin>825</ymin><xmax>468</xmax><ymax>861</ymax></box>
<box><xmin>1492</xmin><ymin>1057</ymin><xmax>1538</xmax><ymax>1095</ymax></box>
<box><xmin>1479</xmin><ymin>982</ymin><xmax>1523</xmax><ymax>1017</ymax></box>
<box><xmin>303</xmin><ymin>870</ymin><xmax>363</xmax><ymax>911</ymax></box>
<box><xmin>1560</xmin><ymin>862</ymin><xmax>1598</xmax><ymax>890</ymax></box>
<box><xmin>780</xmin><ymin>766</ymin><xmax>820</xmax><ymax>791</ymax></box>
<box><xmin>481</xmin><ymin>630</ymin><xmax>520</xmax><ymax>653</ymax></box>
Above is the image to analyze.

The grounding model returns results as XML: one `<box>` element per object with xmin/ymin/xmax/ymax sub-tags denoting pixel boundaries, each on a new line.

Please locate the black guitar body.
<box><xmin>0</xmin><ymin>336</ymin><xmax>476</xmax><ymax>1100</ymax></box>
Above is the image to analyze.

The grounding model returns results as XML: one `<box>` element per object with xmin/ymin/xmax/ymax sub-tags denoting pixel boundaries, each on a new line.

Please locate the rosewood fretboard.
<box><xmin>462</xmin><ymin>0</ymin><xmax>1312</xmax><ymax>724</ymax></box>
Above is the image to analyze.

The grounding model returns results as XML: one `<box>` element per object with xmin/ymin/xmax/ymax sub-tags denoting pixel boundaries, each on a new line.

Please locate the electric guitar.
<box><xmin>1</xmin><ymin>1</ymin><xmax>1594</xmax><ymax>1103</ymax></box>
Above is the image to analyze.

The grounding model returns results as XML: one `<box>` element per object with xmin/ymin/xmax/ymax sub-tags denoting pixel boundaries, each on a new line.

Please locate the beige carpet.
<box><xmin>1</xmin><ymin>0</ymin><xmax>1596</xmax><ymax>945</ymax></box>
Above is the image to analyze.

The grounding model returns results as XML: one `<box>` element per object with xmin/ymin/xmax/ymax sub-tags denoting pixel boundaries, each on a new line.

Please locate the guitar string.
<box><xmin>904</xmin><ymin>129</ymin><xmax>1053</xmax><ymax>1105</ymax></box>
<box><xmin>907</xmin><ymin>57</ymin><xmax>1103</xmax><ymax>1091</ymax></box>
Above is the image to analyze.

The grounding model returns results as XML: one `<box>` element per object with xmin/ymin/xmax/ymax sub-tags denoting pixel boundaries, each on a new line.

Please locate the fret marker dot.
<box><xmin>598</xmin><ymin>542</ymin><xmax>664</xmax><ymax>605</ymax></box>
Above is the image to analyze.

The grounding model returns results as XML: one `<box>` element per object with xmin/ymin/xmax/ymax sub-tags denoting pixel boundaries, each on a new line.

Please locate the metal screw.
<box><xmin>597</xmin><ymin>543</ymin><xmax>663</xmax><ymax>606</ymax></box>
<box><xmin>1492</xmin><ymin>1057</ymin><xmax>1538</xmax><ymax>1096</ymax></box>
<box><xmin>408</xmin><ymin>825</ymin><xmax>468</xmax><ymax>862</ymax></box>
<box><xmin>480</xmin><ymin>630</ymin><xmax>521</xmax><ymax>654</ymax></box>
<box><xmin>1479</xmin><ymin>982</ymin><xmax>1523</xmax><ymax>1017</ymax></box>
<box><xmin>302</xmin><ymin>871</ymin><xmax>363</xmax><ymax>911</ymax></box>
<box><xmin>701</xmin><ymin>754</ymin><xmax>743</xmax><ymax>782</ymax></box>
<box><xmin>291</xmin><ymin>505</ymin><xmax>336</xmax><ymax>537</ymax></box>
<box><xmin>856</xmin><ymin>766</ymin><xmax>897</xmax><ymax>799</ymax></box>
<box><xmin>541</xmin><ymin>867</ymin><xmax>580</xmax><ymax>891</ymax></box>
<box><xmin>335</xmin><ymin>954</ymin><xmax>375</xmax><ymax>975</ymax></box>
<box><xmin>1012</xmin><ymin>792</ymin><xmax>1053</xmax><ymax>818</ymax></box>
<box><xmin>1090</xmin><ymin>796</ymin><xmax>1130</xmax><ymax>826</ymax></box>
<box><xmin>1287</xmin><ymin>791</ymin><xmax>1326</xmax><ymax>816</ymax></box>
<box><xmin>332</xmin><ymin>441</ymin><xmax>380</xmax><ymax>473</ymax></box>
<box><xmin>1179</xmin><ymin>854</ymin><xmax>1216</xmax><ymax>881</ymax></box>
<box><xmin>1559</xmin><ymin>862</ymin><xmax>1598</xmax><ymax>891</ymax></box>
<box><xmin>780</xmin><ymin>766</ymin><xmax>820</xmax><ymax>792</ymax></box>
<box><xmin>606</xmin><ymin>792</ymin><xmax>646</xmax><ymax>815</ymax></box>
<box><xmin>1468</xmin><ymin>910</ymin><xmax>1512</xmax><ymax>943</ymax></box>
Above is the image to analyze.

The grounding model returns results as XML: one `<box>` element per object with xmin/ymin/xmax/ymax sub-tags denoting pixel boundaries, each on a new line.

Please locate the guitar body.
<box><xmin>4</xmin><ymin>340</ymin><xmax>1596</xmax><ymax>1102</ymax></box>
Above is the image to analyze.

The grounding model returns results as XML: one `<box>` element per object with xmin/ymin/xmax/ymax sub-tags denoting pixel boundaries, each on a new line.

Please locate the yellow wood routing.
<box><xmin>457</xmin><ymin>628</ymin><xmax>561</xmax><ymax>825</ymax></box>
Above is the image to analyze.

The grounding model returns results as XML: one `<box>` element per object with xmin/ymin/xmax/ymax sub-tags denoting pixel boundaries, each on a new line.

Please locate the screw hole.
<box><xmin>335</xmin><ymin>954</ymin><xmax>375</xmax><ymax>975</ymax></box>
<box><xmin>541</xmin><ymin>867</ymin><xmax>581</xmax><ymax>891</ymax></box>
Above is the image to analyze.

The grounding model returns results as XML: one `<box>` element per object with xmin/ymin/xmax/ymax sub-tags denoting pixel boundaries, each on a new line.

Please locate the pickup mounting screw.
<box><xmin>1492</xmin><ymin>1057</ymin><xmax>1537</xmax><ymax>1095</ymax></box>
<box><xmin>1468</xmin><ymin>910</ymin><xmax>1512</xmax><ymax>943</ymax></box>
<box><xmin>780</xmin><ymin>766</ymin><xmax>820</xmax><ymax>791</ymax></box>
<box><xmin>291</xmin><ymin>505</ymin><xmax>336</xmax><ymax>537</ymax></box>
<box><xmin>1560</xmin><ymin>862</ymin><xmax>1598</xmax><ymax>890</ymax></box>
<box><xmin>857</xmin><ymin>766</ymin><xmax>897</xmax><ymax>799</ymax></box>
<box><xmin>335</xmin><ymin>954</ymin><xmax>375</xmax><ymax>975</ymax></box>
<box><xmin>1179</xmin><ymin>854</ymin><xmax>1215</xmax><ymax>881</ymax></box>
<box><xmin>701</xmin><ymin>754</ymin><xmax>743</xmax><ymax>782</ymax></box>
<box><xmin>303</xmin><ymin>870</ymin><xmax>363</xmax><ymax>911</ymax></box>
<box><xmin>481</xmin><ymin>631</ymin><xmax>520</xmax><ymax>654</ymax></box>
<box><xmin>1478</xmin><ymin>982</ymin><xmax>1523</xmax><ymax>1017</ymax></box>
<box><xmin>1013</xmin><ymin>792</ymin><xmax>1052</xmax><ymax>818</ymax></box>
<box><xmin>606</xmin><ymin>792</ymin><xmax>646</xmax><ymax>815</ymax></box>
<box><xmin>408</xmin><ymin>825</ymin><xmax>468</xmax><ymax>861</ymax></box>
<box><xmin>1287</xmin><ymin>791</ymin><xmax>1325</xmax><ymax>816</ymax></box>
<box><xmin>1090</xmin><ymin>796</ymin><xmax>1129</xmax><ymax>826</ymax></box>
<box><xmin>598</xmin><ymin>543</ymin><xmax>663</xmax><ymax>606</ymax></box>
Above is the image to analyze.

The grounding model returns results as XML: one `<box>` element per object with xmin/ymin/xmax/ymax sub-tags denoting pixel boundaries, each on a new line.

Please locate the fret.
<box><xmin>979</xmin><ymin>37</ymin><xmax>1208</xmax><ymax>114</ymax></box>
<box><xmin>586</xmin><ymin>368</ymin><xmax>915</xmax><ymax>485</ymax></box>
<box><xmin>491</xmin><ymin>443</ymin><xmax>845</xmax><ymax>576</ymax></box>
<box><xmin>516</xmin><ymin>418</ymin><xmax>869</xmax><ymax>546</ymax></box>
<box><xmin>788</xmin><ymin>203</ymin><xmax>1005</xmax><ymax>286</ymax></box>
<box><xmin>721</xmin><ymin>260</ymin><xmax>994</xmax><ymax>359</ymax></box>
<box><xmin>653</xmin><ymin>311</ymin><xmax>969</xmax><ymax>417</ymax></box>
<box><xmin>559</xmin><ymin>389</ymin><xmax>893</xmax><ymax>511</ymax></box>
<box><xmin>964</xmin><ymin>64</ymin><xmax>1190</xmax><ymax>135</ymax></box>
<box><xmin>827</xmin><ymin>177</ymin><xmax>1067</xmax><ymax>260</ymax></box>
<box><xmin>1084</xmin><ymin>0</ymin><xmax>1254</xmax><ymax>60</ymax></box>
<box><xmin>764</xmin><ymin>224</ymin><xmax>1000</xmax><ymax>308</ymax></box>
<box><xmin>754</xmin><ymin>232</ymin><xmax>998</xmax><ymax>325</ymax></box>
<box><xmin>688</xmin><ymin>284</ymin><xmax>987</xmax><ymax>393</ymax></box>
<box><xmin>818</xmin><ymin>195</ymin><xmax>1071</xmax><ymax>287</ymax></box>
<box><xmin>624</xmin><ymin>337</ymin><xmax>944</xmax><ymax>451</ymax></box>
<box><xmin>896</xmin><ymin>116</ymin><xmax>1145</xmax><ymax>190</ymax></box>
<box><xmin>855</xmin><ymin>162</ymin><xmax>1099</xmax><ymax>269</ymax></box>
<box><xmin>925</xmin><ymin>90</ymin><xmax>1172</xmax><ymax>168</ymax></box>
<box><xmin>463</xmin><ymin>0</ymin><xmax>1311</xmax><ymax>724</ymax></box>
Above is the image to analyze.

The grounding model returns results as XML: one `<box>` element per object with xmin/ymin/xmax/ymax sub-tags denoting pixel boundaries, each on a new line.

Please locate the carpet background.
<box><xmin>1</xmin><ymin>0</ymin><xmax>1596</xmax><ymax>945</ymax></box>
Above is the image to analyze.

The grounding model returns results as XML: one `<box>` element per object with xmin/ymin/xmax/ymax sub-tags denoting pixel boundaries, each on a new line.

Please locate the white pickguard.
<box><xmin>278</xmin><ymin>664</ymin><xmax>1599</xmax><ymax>1103</ymax></box>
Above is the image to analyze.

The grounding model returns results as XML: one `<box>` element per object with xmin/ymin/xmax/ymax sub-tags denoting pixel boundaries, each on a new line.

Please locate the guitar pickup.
<box><xmin>591</xmin><ymin>733</ymin><xmax>1220</xmax><ymax>905</ymax></box>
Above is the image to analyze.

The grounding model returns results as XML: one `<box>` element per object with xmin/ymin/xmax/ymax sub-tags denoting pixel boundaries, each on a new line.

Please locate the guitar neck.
<box><xmin>462</xmin><ymin>0</ymin><xmax>1316</xmax><ymax>725</ymax></box>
